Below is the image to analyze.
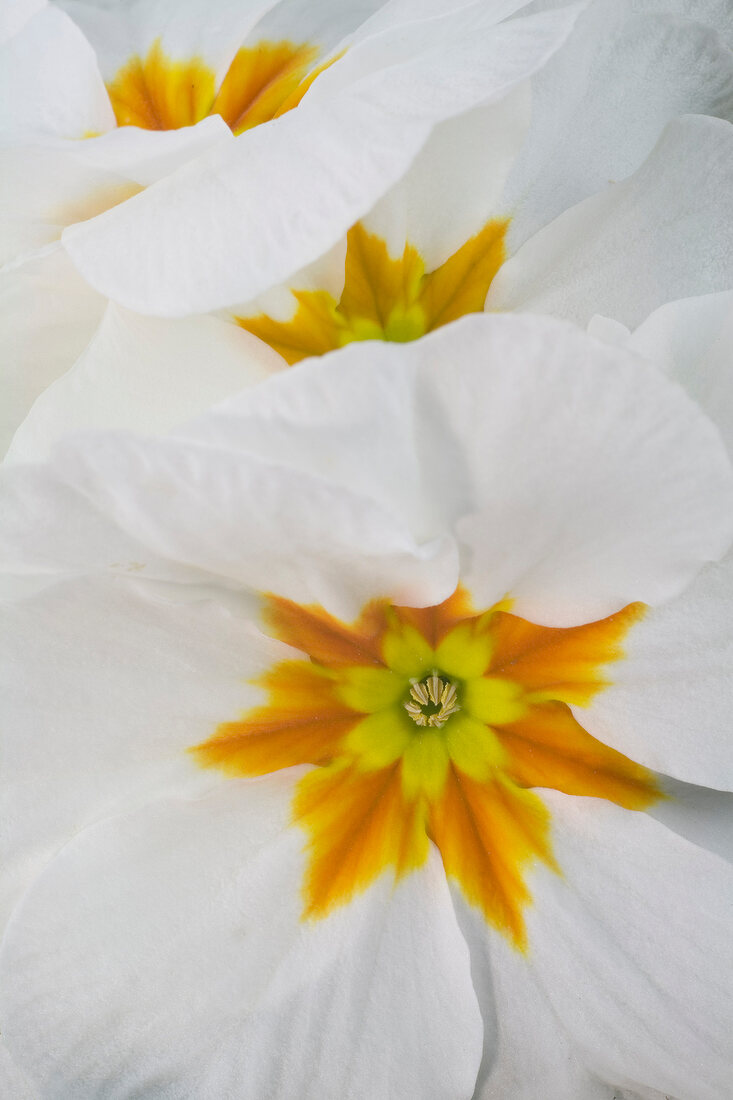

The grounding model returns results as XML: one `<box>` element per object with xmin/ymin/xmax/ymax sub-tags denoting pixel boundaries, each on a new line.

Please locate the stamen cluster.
<box><xmin>404</xmin><ymin>673</ymin><xmax>460</xmax><ymax>728</ymax></box>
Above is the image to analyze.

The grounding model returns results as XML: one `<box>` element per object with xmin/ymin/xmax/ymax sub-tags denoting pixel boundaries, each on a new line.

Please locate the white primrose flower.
<box><xmin>9</xmin><ymin>0</ymin><xmax>733</xmax><ymax>464</ymax></box>
<box><xmin>1</xmin><ymin>314</ymin><xmax>732</xmax><ymax>1099</ymax></box>
<box><xmin>0</xmin><ymin>0</ymin><xmax>580</xmax><ymax>455</ymax></box>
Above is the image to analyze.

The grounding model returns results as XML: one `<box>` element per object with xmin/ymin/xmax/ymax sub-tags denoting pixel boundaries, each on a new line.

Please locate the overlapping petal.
<box><xmin>0</xmin><ymin>119</ymin><xmax>232</xmax><ymax>458</ymax></box>
<box><xmin>0</xmin><ymin>2</ymin><xmax>113</xmax><ymax>139</ymax></box>
<box><xmin>5</xmin><ymin>303</ymin><xmax>281</xmax><ymax>464</ymax></box>
<box><xmin>177</xmin><ymin>315</ymin><xmax>733</xmax><ymax>623</ymax></box>
<box><xmin>0</xmin><ymin>790</ymin><xmax>483</xmax><ymax>1099</ymax></box>
<box><xmin>61</xmin><ymin>1</ymin><xmax>580</xmax><ymax>314</ymax></box>
<box><xmin>0</xmin><ymin>575</ymin><xmax>284</xmax><ymax>922</ymax></box>
<box><xmin>463</xmin><ymin>908</ymin><xmax>622</xmax><ymax>1099</ymax></box>
<box><xmin>504</xmin><ymin>0</ymin><xmax>733</xmax><ymax>246</ymax></box>
<box><xmin>627</xmin><ymin>289</ymin><xmax>733</xmax><ymax>455</ymax></box>
<box><xmin>489</xmin><ymin>115</ymin><xmax>733</xmax><ymax>327</ymax></box>
<box><xmin>524</xmin><ymin>793</ymin><xmax>733</xmax><ymax>1099</ymax></box>
<box><xmin>0</xmin><ymin>250</ymin><xmax>104</xmax><ymax>457</ymax></box>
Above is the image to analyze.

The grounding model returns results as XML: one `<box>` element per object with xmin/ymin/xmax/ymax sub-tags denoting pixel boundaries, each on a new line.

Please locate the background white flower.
<box><xmin>7</xmin><ymin>0</ymin><xmax>733</xmax><ymax>471</ymax></box>
<box><xmin>0</xmin><ymin>0</ymin><xmax>579</xmax><ymax>456</ymax></box>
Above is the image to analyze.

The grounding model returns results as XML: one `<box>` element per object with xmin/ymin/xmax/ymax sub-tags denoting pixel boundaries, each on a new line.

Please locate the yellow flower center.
<box><xmin>106</xmin><ymin>38</ymin><xmax>332</xmax><ymax>134</ymax></box>
<box><xmin>192</xmin><ymin>587</ymin><xmax>660</xmax><ymax>950</ymax></box>
<box><xmin>236</xmin><ymin>219</ymin><xmax>510</xmax><ymax>363</ymax></box>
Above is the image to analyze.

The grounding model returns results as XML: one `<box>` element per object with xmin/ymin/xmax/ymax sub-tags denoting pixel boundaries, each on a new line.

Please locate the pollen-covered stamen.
<box><xmin>404</xmin><ymin>673</ymin><xmax>460</xmax><ymax>728</ymax></box>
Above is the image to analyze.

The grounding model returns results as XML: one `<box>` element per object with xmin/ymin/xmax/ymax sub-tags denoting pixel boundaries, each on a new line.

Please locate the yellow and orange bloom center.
<box><xmin>192</xmin><ymin>587</ymin><xmax>660</xmax><ymax>950</ymax></box>
<box><xmin>236</xmin><ymin>219</ymin><xmax>510</xmax><ymax>364</ymax></box>
<box><xmin>106</xmin><ymin>38</ymin><xmax>330</xmax><ymax>134</ymax></box>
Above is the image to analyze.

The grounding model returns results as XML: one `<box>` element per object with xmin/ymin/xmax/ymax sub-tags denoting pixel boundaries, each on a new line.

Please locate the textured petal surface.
<box><xmin>0</xmin><ymin>793</ymin><xmax>482</xmax><ymax>1099</ymax></box>
<box><xmin>467</xmin><ymin>914</ymin><xmax>621</xmax><ymax>1099</ymax></box>
<box><xmin>0</xmin><ymin>1041</ymin><xmax>36</xmax><ymax>1100</ymax></box>
<box><xmin>506</xmin><ymin>0</ymin><xmax>733</xmax><ymax>245</ymax></box>
<box><xmin>489</xmin><ymin>115</ymin><xmax>733</xmax><ymax>327</ymax></box>
<box><xmin>525</xmin><ymin>792</ymin><xmax>733</xmax><ymax>1100</ymax></box>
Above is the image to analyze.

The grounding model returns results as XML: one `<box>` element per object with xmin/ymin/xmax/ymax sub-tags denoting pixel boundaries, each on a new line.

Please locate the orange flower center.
<box><xmin>192</xmin><ymin>587</ymin><xmax>660</xmax><ymax>949</ymax></box>
<box><xmin>106</xmin><ymin>38</ymin><xmax>330</xmax><ymax>134</ymax></box>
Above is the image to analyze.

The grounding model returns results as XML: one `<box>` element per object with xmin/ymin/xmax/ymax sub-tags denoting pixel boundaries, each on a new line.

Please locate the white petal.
<box><xmin>0</xmin><ymin>1040</ymin><xmax>36</xmax><ymax>1100</ymax></box>
<box><xmin>179</xmin><ymin>337</ymin><xmax>439</xmax><ymax>540</ymax></box>
<box><xmin>489</xmin><ymin>115</ymin><xmax>733</xmax><ymax>328</ymax></box>
<box><xmin>249</xmin><ymin>0</ymin><xmax>385</xmax><ymax>59</ymax></box>
<box><xmin>0</xmin><ymin>793</ymin><xmax>482</xmax><ymax>1099</ymax></box>
<box><xmin>452</xmin><ymin>315</ymin><xmax>733</xmax><ymax>621</ymax></box>
<box><xmin>5</xmin><ymin>311</ymin><xmax>731</xmax><ymax>626</ymax></box>
<box><xmin>583</xmin><ymin>552</ymin><xmax>733</xmax><ymax>790</ymax></box>
<box><xmin>648</xmin><ymin>776</ymin><xmax>733</xmax><ymax>867</ymax></box>
<box><xmin>627</xmin><ymin>290</ymin><xmax>733</xmax><ymax>455</ymax></box>
<box><xmin>506</xmin><ymin>4</ymin><xmax>733</xmax><ymax>245</ymax></box>
<box><xmin>60</xmin><ymin>0</ymin><xmax>280</xmax><ymax>84</ymax></box>
<box><xmin>63</xmin><ymin>2</ymin><xmax>579</xmax><ymax>315</ymax></box>
<box><xmin>0</xmin><ymin>0</ymin><xmax>45</xmax><ymax>44</ymax></box>
<box><xmin>467</xmin><ymin>916</ymin><xmax>620</xmax><ymax>1099</ymax></box>
<box><xmin>0</xmin><ymin>125</ymin><xmax>232</xmax><ymax>456</ymax></box>
<box><xmin>0</xmin><ymin>249</ymin><xmax>105</xmax><ymax>458</ymax></box>
<box><xmin>55</xmin><ymin>114</ymin><xmax>233</xmax><ymax>186</ymax></box>
<box><xmin>0</xmin><ymin>575</ymin><xmax>285</xmax><ymax>925</ymax></box>
<box><xmin>0</xmin><ymin>459</ymin><xmax>219</xmax><ymax>592</ymax></box>
<box><xmin>6</xmin><ymin>428</ymin><xmax>458</xmax><ymax>617</ymax></box>
<box><xmin>6</xmin><ymin>303</ymin><xmax>282</xmax><ymax>465</ymax></box>
<box><xmin>525</xmin><ymin>792</ymin><xmax>733</xmax><ymax>1100</ymax></box>
<box><xmin>237</xmin><ymin>233</ymin><xmax>349</xmax><ymax>318</ymax></box>
<box><xmin>0</xmin><ymin>125</ymin><xmax>232</xmax><ymax>266</ymax></box>
<box><xmin>304</xmin><ymin>1</ymin><xmax>578</xmax><ymax>109</ymax></box>
<box><xmin>336</xmin><ymin>0</ymin><xmax>538</xmax><ymax>46</ymax></box>
<box><xmin>183</xmin><ymin>312</ymin><xmax>733</xmax><ymax>624</ymax></box>
<box><xmin>0</xmin><ymin>145</ymin><xmax>142</xmax><ymax>265</ymax></box>
<box><xmin>363</xmin><ymin>83</ymin><xmax>529</xmax><ymax>269</ymax></box>
<box><xmin>0</xmin><ymin>4</ymin><xmax>114</xmax><ymax>139</ymax></box>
